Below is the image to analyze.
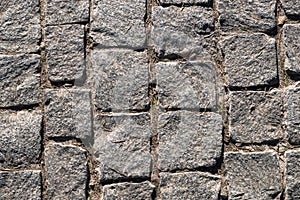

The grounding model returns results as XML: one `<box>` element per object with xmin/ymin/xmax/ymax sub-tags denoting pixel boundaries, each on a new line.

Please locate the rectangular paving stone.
<box><xmin>282</xmin><ymin>0</ymin><xmax>300</xmax><ymax>19</ymax></box>
<box><xmin>225</xmin><ymin>151</ymin><xmax>282</xmax><ymax>200</ymax></box>
<box><xmin>46</xmin><ymin>24</ymin><xmax>85</xmax><ymax>83</ymax></box>
<box><xmin>0</xmin><ymin>0</ymin><xmax>40</xmax><ymax>53</ymax></box>
<box><xmin>219</xmin><ymin>33</ymin><xmax>278</xmax><ymax>88</ymax></box>
<box><xmin>91</xmin><ymin>0</ymin><xmax>146</xmax><ymax>49</ymax></box>
<box><xmin>0</xmin><ymin>54</ymin><xmax>41</xmax><ymax>107</ymax></box>
<box><xmin>158</xmin><ymin>0</ymin><xmax>211</xmax><ymax>5</ymax></box>
<box><xmin>158</xmin><ymin>111</ymin><xmax>222</xmax><ymax>171</ymax></box>
<box><xmin>91</xmin><ymin>50</ymin><xmax>149</xmax><ymax>112</ymax></box>
<box><xmin>0</xmin><ymin>170</ymin><xmax>41</xmax><ymax>199</ymax></box>
<box><xmin>0</xmin><ymin>110</ymin><xmax>42</xmax><ymax>167</ymax></box>
<box><xmin>285</xmin><ymin>150</ymin><xmax>300</xmax><ymax>200</ymax></box>
<box><xmin>156</xmin><ymin>61</ymin><xmax>216</xmax><ymax>110</ymax></box>
<box><xmin>93</xmin><ymin>113</ymin><xmax>151</xmax><ymax>182</ymax></box>
<box><xmin>229</xmin><ymin>91</ymin><xmax>283</xmax><ymax>144</ymax></box>
<box><xmin>160</xmin><ymin>172</ymin><xmax>221</xmax><ymax>199</ymax></box>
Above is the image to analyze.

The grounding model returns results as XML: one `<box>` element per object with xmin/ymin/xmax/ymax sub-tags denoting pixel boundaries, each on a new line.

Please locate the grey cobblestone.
<box><xmin>285</xmin><ymin>150</ymin><xmax>300</xmax><ymax>200</ymax></box>
<box><xmin>282</xmin><ymin>0</ymin><xmax>300</xmax><ymax>19</ymax></box>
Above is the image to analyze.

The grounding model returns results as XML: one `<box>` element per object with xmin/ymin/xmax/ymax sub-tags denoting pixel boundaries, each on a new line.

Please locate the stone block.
<box><xmin>158</xmin><ymin>0</ymin><xmax>211</xmax><ymax>5</ymax></box>
<box><xmin>285</xmin><ymin>150</ymin><xmax>300</xmax><ymax>200</ymax></box>
<box><xmin>282</xmin><ymin>0</ymin><xmax>300</xmax><ymax>19</ymax></box>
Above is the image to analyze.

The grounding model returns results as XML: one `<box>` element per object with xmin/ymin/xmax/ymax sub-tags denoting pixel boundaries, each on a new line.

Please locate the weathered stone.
<box><xmin>0</xmin><ymin>0</ymin><xmax>40</xmax><ymax>53</ymax></box>
<box><xmin>45</xmin><ymin>0</ymin><xmax>89</xmax><ymax>25</ymax></box>
<box><xmin>282</xmin><ymin>0</ymin><xmax>300</xmax><ymax>19</ymax></box>
<box><xmin>229</xmin><ymin>91</ymin><xmax>283</xmax><ymax>144</ymax></box>
<box><xmin>46</xmin><ymin>24</ymin><xmax>85</xmax><ymax>83</ymax></box>
<box><xmin>45</xmin><ymin>89</ymin><xmax>93</xmax><ymax>145</ymax></box>
<box><xmin>45</xmin><ymin>143</ymin><xmax>87</xmax><ymax>199</ymax></box>
<box><xmin>158</xmin><ymin>0</ymin><xmax>211</xmax><ymax>5</ymax></box>
<box><xmin>0</xmin><ymin>170</ymin><xmax>41</xmax><ymax>199</ymax></box>
<box><xmin>151</xmin><ymin>6</ymin><xmax>215</xmax><ymax>60</ymax></box>
<box><xmin>93</xmin><ymin>113</ymin><xmax>151</xmax><ymax>182</ymax></box>
<box><xmin>0</xmin><ymin>54</ymin><xmax>41</xmax><ymax>107</ymax></box>
<box><xmin>0</xmin><ymin>111</ymin><xmax>42</xmax><ymax>167</ymax></box>
<box><xmin>160</xmin><ymin>172</ymin><xmax>221</xmax><ymax>199</ymax></box>
<box><xmin>157</xmin><ymin>111</ymin><xmax>222</xmax><ymax>171</ymax></box>
<box><xmin>218</xmin><ymin>0</ymin><xmax>276</xmax><ymax>33</ymax></box>
<box><xmin>219</xmin><ymin>33</ymin><xmax>278</xmax><ymax>88</ymax></box>
<box><xmin>285</xmin><ymin>150</ymin><xmax>300</xmax><ymax>200</ymax></box>
<box><xmin>102</xmin><ymin>181</ymin><xmax>155</xmax><ymax>200</ymax></box>
<box><xmin>156</xmin><ymin>61</ymin><xmax>216</xmax><ymax>110</ymax></box>
<box><xmin>91</xmin><ymin>50</ymin><xmax>149</xmax><ymax>112</ymax></box>
<box><xmin>91</xmin><ymin>0</ymin><xmax>146</xmax><ymax>49</ymax></box>
<box><xmin>225</xmin><ymin>151</ymin><xmax>282</xmax><ymax>199</ymax></box>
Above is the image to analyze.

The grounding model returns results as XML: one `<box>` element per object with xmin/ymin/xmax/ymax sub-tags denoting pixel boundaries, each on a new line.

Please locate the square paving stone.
<box><xmin>219</xmin><ymin>33</ymin><xmax>278</xmax><ymax>88</ymax></box>
<box><xmin>156</xmin><ymin>61</ymin><xmax>216</xmax><ymax>110</ymax></box>
<box><xmin>285</xmin><ymin>150</ymin><xmax>300</xmax><ymax>200</ymax></box>
<box><xmin>93</xmin><ymin>113</ymin><xmax>151</xmax><ymax>182</ymax></box>
<box><xmin>282</xmin><ymin>0</ymin><xmax>300</xmax><ymax>19</ymax></box>
<box><xmin>157</xmin><ymin>111</ymin><xmax>222</xmax><ymax>171</ymax></box>
<box><xmin>225</xmin><ymin>151</ymin><xmax>282</xmax><ymax>200</ymax></box>
<box><xmin>91</xmin><ymin>50</ymin><xmax>149</xmax><ymax>112</ymax></box>
<box><xmin>229</xmin><ymin>91</ymin><xmax>284</xmax><ymax>144</ymax></box>
<box><xmin>45</xmin><ymin>24</ymin><xmax>85</xmax><ymax>83</ymax></box>
<box><xmin>158</xmin><ymin>0</ymin><xmax>211</xmax><ymax>6</ymax></box>
<box><xmin>0</xmin><ymin>54</ymin><xmax>41</xmax><ymax>107</ymax></box>
<box><xmin>160</xmin><ymin>172</ymin><xmax>221</xmax><ymax>199</ymax></box>
<box><xmin>0</xmin><ymin>110</ymin><xmax>42</xmax><ymax>167</ymax></box>
<box><xmin>0</xmin><ymin>170</ymin><xmax>42</xmax><ymax>199</ymax></box>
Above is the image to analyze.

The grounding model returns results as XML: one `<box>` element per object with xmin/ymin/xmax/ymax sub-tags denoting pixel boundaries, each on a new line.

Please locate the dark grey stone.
<box><xmin>158</xmin><ymin>0</ymin><xmax>211</xmax><ymax>5</ymax></box>
<box><xmin>285</xmin><ymin>150</ymin><xmax>300</xmax><ymax>200</ymax></box>
<box><xmin>282</xmin><ymin>0</ymin><xmax>300</xmax><ymax>19</ymax></box>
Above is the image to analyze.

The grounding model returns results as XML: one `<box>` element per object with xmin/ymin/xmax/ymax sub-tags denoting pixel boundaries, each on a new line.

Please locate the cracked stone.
<box><xmin>282</xmin><ymin>0</ymin><xmax>300</xmax><ymax>19</ymax></box>
<box><xmin>285</xmin><ymin>150</ymin><xmax>300</xmax><ymax>200</ymax></box>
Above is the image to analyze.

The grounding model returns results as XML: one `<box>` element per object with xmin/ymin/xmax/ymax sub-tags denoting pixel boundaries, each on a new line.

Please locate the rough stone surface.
<box><xmin>91</xmin><ymin>50</ymin><xmax>149</xmax><ymax>112</ymax></box>
<box><xmin>156</xmin><ymin>61</ymin><xmax>216</xmax><ymax>110</ymax></box>
<box><xmin>157</xmin><ymin>111</ymin><xmax>222</xmax><ymax>171</ymax></box>
<box><xmin>0</xmin><ymin>111</ymin><xmax>42</xmax><ymax>167</ymax></box>
<box><xmin>0</xmin><ymin>170</ymin><xmax>41</xmax><ymax>199</ymax></box>
<box><xmin>102</xmin><ymin>181</ymin><xmax>155</xmax><ymax>200</ymax></box>
<box><xmin>285</xmin><ymin>150</ymin><xmax>300</xmax><ymax>200</ymax></box>
<box><xmin>282</xmin><ymin>0</ymin><xmax>300</xmax><ymax>19</ymax></box>
<box><xmin>91</xmin><ymin>0</ymin><xmax>146</xmax><ymax>49</ymax></box>
<box><xmin>93</xmin><ymin>113</ymin><xmax>151</xmax><ymax>182</ymax></box>
<box><xmin>218</xmin><ymin>0</ymin><xmax>276</xmax><ymax>33</ymax></box>
<box><xmin>219</xmin><ymin>33</ymin><xmax>278</xmax><ymax>88</ymax></box>
<box><xmin>229</xmin><ymin>91</ymin><xmax>283</xmax><ymax>144</ymax></box>
<box><xmin>0</xmin><ymin>0</ymin><xmax>40</xmax><ymax>53</ymax></box>
<box><xmin>45</xmin><ymin>0</ymin><xmax>89</xmax><ymax>25</ymax></box>
<box><xmin>225</xmin><ymin>151</ymin><xmax>282</xmax><ymax>200</ymax></box>
<box><xmin>45</xmin><ymin>143</ymin><xmax>87</xmax><ymax>199</ymax></box>
<box><xmin>45</xmin><ymin>89</ymin><xmax>93</xmax><ymax>144</ymax></box>
<box><xmin>0</xmin><ymin>54</ymin><xmax>41</xmax><ymax>107</ymax></box>
<box><xmin>158</xmin><ymin>0</ymin><xmax>211</xmax><ymax>5</ymax></box>
<box><xmin>151</xmin><ymin>6</ymin><xmax>215</xmax><ymax>60</ymax></box>
<box><xmin>46</xmin><ymin>24</ymin><xmax>85</xmax><ymax>83</ymax></box>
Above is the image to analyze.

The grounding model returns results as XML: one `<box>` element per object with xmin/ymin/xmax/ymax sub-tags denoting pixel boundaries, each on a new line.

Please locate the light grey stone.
<box><xmin>282</xmin><ymin>0</ymin><xmax>300</xmax><ymax>19</ymax></box>
<box><xmin>229</xmin><ymin>91</ymin><xmax>283</xmax><ymax>144</ymax></box>
<box><xmin>46</xmin><ymin>24</ymin><xmax>85</xmax><ymax>83</ymax></box>
<box><xmin>218</xmin><ymin>0</ymin><xmax>276</xmax><ymax>33</ymax></box>
<box><xmin>157</xmin><ymin>111</ymin><xmax>222</xmax><ymax>171</ymax></box>
<box><xmin>0</xmin><ymin>110</ymin><xmax>42</xmax><ymax>167</ymax></box>
<box><xmin>219</xmin><ymin>33</ymin><xmax>278</xmax><ymax>88</ymax></box>
<box><xmin>158</xmin><ymin>0</ymin><xmax>211</xmax><ymax>5</ymax></box>
<box><xmin>0</xmin><ymin>0</ymin><xmax>40</xmax><ymax>53</ymax></box>
<box><xmin>45</xmin><ymin>143</ymin><xmax>87</xmax><ymax>199</ymax></box>
<box><xmin>93</xmin><ymin>113</ymin><xmax>151</xmax><ymax>182</ymax></box>
<box><xmin>102</xmin><ymin>181</ymin><xmax>155</xmax><ymax>200</ymax></box>
<box><xmin>285</xmin><ymin>150</ymin><xmax>300</xmax><ymax>200</ymax></box>
<box><xmin>0</xmin><ymin>54</ymin><xmax>41</xmax><ymax>107</ymax></box>
<box><xmin>160</xmin><ymin>172</ymin><xmax>221</xmax><ymax>199</ymax></box>
<box><xmin>0</xmin><ymin>170</ymin><xmax>41</xmax><ymax>199</ymax></box>
<box><xmin>91</xmin><ymin>0</ymin><xmax>146</xmax><ymax>49</ymax></box>
<box><xmin>91</xmin><ymin>50</ymin><xmax>149</xmax><ymax>112</ymax></box>
<box><xmin>225</xmin><ymin>151</ymin><xmax>282</xmax><ymax>200</ymax></box>
<box><xmin>156</xmin><ymin>61</ymin><xmax>216</xmax><ymax>110</ymax></box>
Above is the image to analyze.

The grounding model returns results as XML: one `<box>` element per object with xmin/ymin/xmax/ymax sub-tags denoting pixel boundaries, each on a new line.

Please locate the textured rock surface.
<box><xmin>0</xmin><ymin>111</ymin><xmax>42</xmax><ymax>167</ymax></box>
<box><xmin>160</xmin><ymin>172</ymin><xmax>221</xmax><ymax>199</ymax></box>
<box><xmin>158</xmin><ymin>0</ymin><xmax>211</xmax><ymax>5</ymax></box>
<box><xmin>0</xmin><ymin>170</ymin><xmax>41</xmax><ymax>199</ymax></box>
<box><xmin>282</xmin><ymin>0</ymin><xmax>300</xmax><ymax>19</ymax></box>
<box><xmin>0</xmin><ymin>54</ymin><xmax>41</xmax><ymax>107</ymax></box>
<box><xmin>91</xmin><ymin>0</ymin><xmax>146</xmax><ymax>49</ymax></box>
<box><xmin>91</xmin><ymin>50</ymin><xmax>149</xmax><ymax>112</ymax></box>
<box><xmin>219</xmin><ymin>33</ymin><xmax>278</xmax><ymax>88</ymax></box>
<box><xmin>0</xmin><ymin>0</ymin><xmax>40</xmax><ymax>53</ymax></box>
<box><xmin>102</xmin><ymin>181</ymin><xmax>155</xmax><ymax>200</ymax></box>
<box><xmin>285</xmin><ymin>150</ymin><xmax>300</xmax><ymax>200</ymax></box>
<box><xmin>229</xmin><ymin>91</ymin><xmax>283</xmax><ymax>144</ymax></box>
<box><xmin>218</xmin><ymin>0</ymin><xmax>276</xmax><ymax>33</ymax></box>
<box><xmin>93</xmin><ymin>113</ymin><xmax>151</xmax><ymax>182</ymax></box>
<box><xmin>46</xmin><ymin>24</ymin><xmax>85</xmax><ymax>83</ymax></box>
<box><xmin>225</xmin><ymin>151</ymin><xmax>282</xmax><ymax>200</ymax></box>
<box><xmin>45</xmin><ymin>143</ymin><xmax>87</xmax><ymax>199</ymax></box>
<box><xmin>157</xmin><ymin>111</ymin><xmax>222</xmax><ymax>171</ymax></box>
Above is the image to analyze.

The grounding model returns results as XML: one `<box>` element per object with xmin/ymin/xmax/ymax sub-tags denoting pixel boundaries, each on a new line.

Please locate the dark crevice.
<box><xmin>46</xmin><ymin>21</ymin><xmax>89</xmax><ymax>27</ymax></box>
<box><xmin>95</xmin><ymin>106</ymin><xmax>151</xmax><ymax>113</ymax></box>
<box><xmin>230</xmin><ymin>139</ymin><xmax>282</xmax><ymax>147</ymax></box>
<box><xmin>48</xmin><ymin>136</ymin><xmax>84</xmax><ymax>144</ymax></box>
<box><xmin>0</xmin><ymin>103</ymin><xmax>40</xmax><ymax>111</ymax></box>
<box><xmin>100</xmin><ymin>177</ymin><xmax>151</xmax><ymax>185</ymax></box>
<box><xmin>228</xmin><ymin>83</ymin><xmax>280</xmax><ymax>92</ymax></box>
<box><xmin>286</xmin><ymin>71</ymin><xmax>300</xmax><ymax>81</ymax></box>
<box><xmin>93</xmin><ymin>44</ymin><xmax>148</xmax><ymax>52</ymax></box>
<box><xmin>163</xmin><ymin>107</ymin><xmax>213</xmax><ymax>112</ymax></box>
<box><xmin>158</xmin><ymin>2</ymin><xmax>213</xmax><ymax>8</ymax></box>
